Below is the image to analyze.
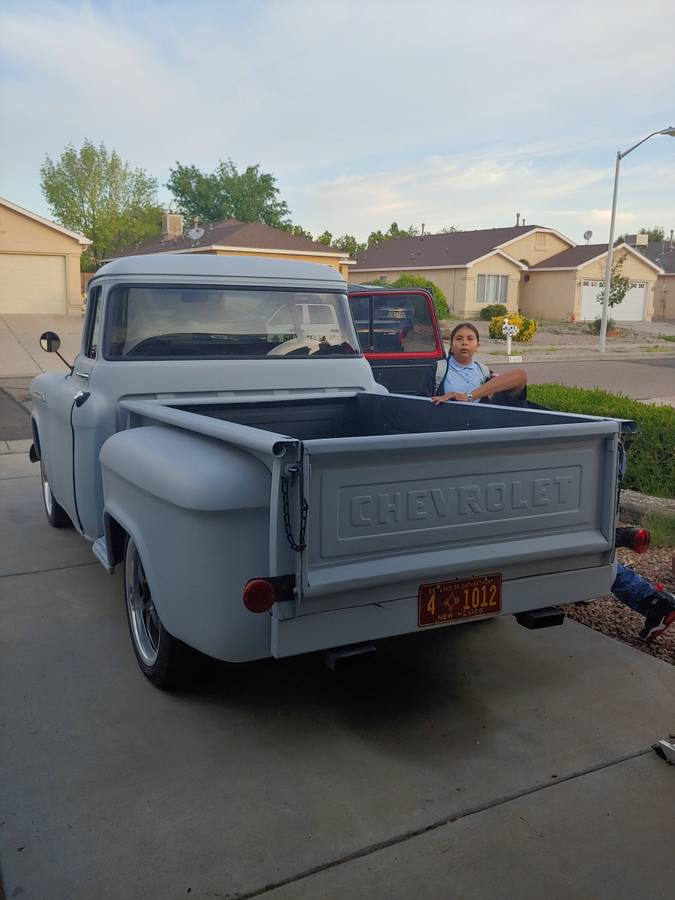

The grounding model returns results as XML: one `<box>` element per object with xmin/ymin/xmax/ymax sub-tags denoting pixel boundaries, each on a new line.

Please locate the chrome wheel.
<box><xmin>125</xmin><ymin>539</ymin><xmax>161</xmax><ymax>667</ymax></box>
<box><xmin>41</xmin><ymin>466</ymin><xmax>53</xmax><ymax>517</ymax></box>
<box><xmin>39</xmin><ymin>455</ymin><xmax>71</xmax><ymax>527</ymax></box>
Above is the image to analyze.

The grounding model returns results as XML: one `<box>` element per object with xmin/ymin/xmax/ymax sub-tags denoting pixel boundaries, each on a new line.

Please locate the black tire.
<box><xmin>123</xmin><ymin>536</ymin><xmax>197</xmax><ymax>689</ymax></box>
<box><xmin>39</xmin><ymin>456</ymin><xmax>72</xmax><ymax>528</ymax></box>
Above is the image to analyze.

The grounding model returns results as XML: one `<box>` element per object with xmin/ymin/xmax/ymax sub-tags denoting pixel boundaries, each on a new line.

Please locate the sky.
<box><xmin>1</xmin><ymin>0</ymin><xmax>674</xmax><ymax>244</ymax></box>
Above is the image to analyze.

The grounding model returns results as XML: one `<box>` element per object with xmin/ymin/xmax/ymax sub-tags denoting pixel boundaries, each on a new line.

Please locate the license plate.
<box><xmin>418</xmin><ymin>574</ymin><xmax>502</xmax><ymax>627</ymax></box>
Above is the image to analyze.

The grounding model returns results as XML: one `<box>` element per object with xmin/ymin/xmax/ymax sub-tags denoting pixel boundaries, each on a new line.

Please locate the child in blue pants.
<box><xmin>612</xmin><ymin>563</ymin><xmax>675</xmax><ymax>642</ymax></box>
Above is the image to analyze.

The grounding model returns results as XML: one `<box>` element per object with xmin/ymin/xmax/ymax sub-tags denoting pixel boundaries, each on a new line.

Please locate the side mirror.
<box><xmin>39</xmin><ymin>331</ymin><xmax>61</xmax><ymax>353</ymax></box>
<box><xmin>38</xmin><ymin>331</ymin><xmax>72</xmax><ymax>373</ymax></box>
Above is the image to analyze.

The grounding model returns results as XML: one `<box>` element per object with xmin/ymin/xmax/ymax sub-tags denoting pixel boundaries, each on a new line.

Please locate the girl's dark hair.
<box><xmin>449</xmin><ymin>322</ymin><xmax>480</xmax><ymax>343</ymax></box>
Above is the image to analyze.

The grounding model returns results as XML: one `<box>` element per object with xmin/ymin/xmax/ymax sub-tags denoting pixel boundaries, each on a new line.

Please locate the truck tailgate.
<box><xmin>297</xmin><ymin>420</ymin><xmax>619</xmax><ymax>600</ymax></box>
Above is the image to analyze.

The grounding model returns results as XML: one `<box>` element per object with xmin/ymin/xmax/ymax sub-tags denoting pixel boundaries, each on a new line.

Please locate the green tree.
<box><xmin>366</xmin><ymin>221</ymin><xmax>420</xmax><ymax>249</ymax></box>
<box><xmin>639</xmin><ymin>226</ymin><xmax>666</xmax><ymax>242</ymax></box>
<box><xmin>597</xmin><ymin>253</ymin><xmax>632</xmax><ymax>309</ymax></box>
<box><xmin>316</xmin><ymin>230</ymin><xmax>333</xmax><ymax>246</ymax></box>
<box><xmin>617</xmin><ymin>226</ymin><xmax>668</xmax><ymax>244</ymax></box>
<box><xmin>167</xmin><ymin>159</ymin><xmax>290</xmax><ymax>227</ymax></box>
<box><xmin>40</xmin><ymin>140</ymin><xmax>162</xmax><ymax>268</ymax></box>
<box><xmin>364</xmin><ymin>273</ymin><xmax>449</xmax><ymax>319</ymax></box>
<box><xmin>280</xmin><ymin>223</ymin><xmax>314</xmax><ymax>239</ymax></box>
<box><xmin>332</xmin><ymin>234</ymin><xmax>364</xmax><ymax>256</ymax></box>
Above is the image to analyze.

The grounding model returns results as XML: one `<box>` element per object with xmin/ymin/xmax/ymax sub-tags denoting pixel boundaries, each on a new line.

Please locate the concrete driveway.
<box><xmin>2</xmin><ymin>450</ymin><xmax>675</xmax><ymax>899</ymax></box>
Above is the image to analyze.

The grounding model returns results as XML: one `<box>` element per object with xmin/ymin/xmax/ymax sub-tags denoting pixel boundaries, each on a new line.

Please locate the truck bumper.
<box><xmin>271</xmin><ymin>564</ymin><xmax>615</xmax><ymax>658</ymax></box>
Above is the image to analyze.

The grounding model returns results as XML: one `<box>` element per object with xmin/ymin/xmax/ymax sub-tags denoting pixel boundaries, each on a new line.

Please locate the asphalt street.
<box><xmin>492</xmin><ymin>354</ymin><xmax>675</xmax><ymax>400</ymax></box>
<box><xmin>1</xmin><ymin>452</ymin><xmax>675</xmax><ymax>899</ymax></box>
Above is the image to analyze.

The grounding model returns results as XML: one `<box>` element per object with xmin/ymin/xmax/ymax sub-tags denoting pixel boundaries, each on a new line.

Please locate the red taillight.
<box><xmin>243</xmin><ymin>579</ymin><xmax>278</xmax><ymax>614</ymax></box>
<box><xmin>631</xmin><ymin>528</ymin><xmax>651</xmax><ymax>554</ymax></box>
<box><xmin>615</xmin><ymin>526</ymin><xmax>651</xmax><ymax>554</ymax></box>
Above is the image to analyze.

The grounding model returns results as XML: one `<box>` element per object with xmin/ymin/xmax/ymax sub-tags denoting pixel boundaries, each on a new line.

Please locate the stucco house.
<box><xmin>349</xmin><ymin>225</ymin><xmax>664</xmax><ymax>322</ymax></box>
<box><xmin>634</xmin><ymin>239</ymin><xmax>675</xmax><ymax>321</ymax></box>
<box><xmin>0</xmin><ymin>197</ymin><xmax>91</xmax><ymax>315</ymax></box>
<box><xmin>349</xmin><ymin>225</ymin><xmax>575</xmax><ymax>318</ymax></box>
<box><xmin>114</xmin><ymin>214</ymin><xmax>354</xmax><ymax>278</ymax></box>
<box><xmin>521</xmin><ymin>242</ymin><xmax>663</xmax><ymax>322</ymax></box>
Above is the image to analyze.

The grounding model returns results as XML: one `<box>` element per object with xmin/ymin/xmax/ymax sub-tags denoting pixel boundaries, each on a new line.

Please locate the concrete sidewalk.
<box><xmin>1</xmin><ymin>451</ymin><xmax>675</xmax><ymax>899</ymax></box>
<box><xmin>0</xmin><ymin>314</ymin><xmax>84</xmax><ymax>377</ymax></box>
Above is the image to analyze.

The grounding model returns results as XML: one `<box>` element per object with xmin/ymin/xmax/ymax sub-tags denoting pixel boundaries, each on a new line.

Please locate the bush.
<box><xmin>382</xmin><ymin>274</ymin><xmax>449</xmax><ymax>320</ymax></box>
<box><xmin>479</xmin><ymin>303</ymin><xmax>507</xmax><ymax>321</ymax></box>
<box><xmin>527</xmin><ymin>384</ymin><xmax>675</xmax><ymax>498</ymax></box>
<box><xmin>586</xmin><ymin>316</ymin><xmax>615</xmax><ymax>335</ymax></box>
<box><xmin>488</xmin><ymin>313</ymin><xmax>538</xmax><ymax>342</ymax></box>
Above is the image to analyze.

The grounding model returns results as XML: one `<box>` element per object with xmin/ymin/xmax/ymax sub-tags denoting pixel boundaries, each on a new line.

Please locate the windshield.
<box><xmin>104</xmin><ymin>285</ymin><xmax>360</xmax><ymax>359</ymax></box>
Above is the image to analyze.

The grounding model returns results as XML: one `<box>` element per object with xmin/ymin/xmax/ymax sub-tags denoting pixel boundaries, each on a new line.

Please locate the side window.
<box><xmin>372</xmin><ymin>294</ymin><xmax>436</xmax><ymax>354</ymax></box>
<box><xmin>348</xmin><ymin>296</ymin><xmax>372</xmax><ymax>352</ymax></box>
<box><xmin>85</xmin><ymin>286</ymin><xmax>102</xmax><ymax>359</ymax></box>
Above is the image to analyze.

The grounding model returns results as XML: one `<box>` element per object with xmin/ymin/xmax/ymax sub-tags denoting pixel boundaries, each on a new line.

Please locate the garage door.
<box><xmin>0</xmin><ymin>254</ymin><xmax>67</xmax><ymax>314</ymax></box>
<box><xmin>580</xmin><ymin>279</ymin><xmax>647</xmax><ymax>322</ymax></box>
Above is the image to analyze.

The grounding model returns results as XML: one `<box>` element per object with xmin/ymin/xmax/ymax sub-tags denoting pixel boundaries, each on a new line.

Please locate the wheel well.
<box><xmin>31</xmin><ymin>419</ymin><xmax>41</xmax><ymax>459</ymax></box>
<box><xmin>104</xmin><ymin>514</ymin><xmax>128</xmax><ymax>567</ymax></box>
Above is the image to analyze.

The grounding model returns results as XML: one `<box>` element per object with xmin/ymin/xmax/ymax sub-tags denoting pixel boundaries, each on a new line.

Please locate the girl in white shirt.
<box><xmin>431</xmin><ymin>322</ymin><xmax>528</xmax><ymax>406</ymax></box>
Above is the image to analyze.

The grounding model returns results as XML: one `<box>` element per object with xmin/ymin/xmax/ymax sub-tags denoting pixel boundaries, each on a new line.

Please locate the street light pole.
<box><xmin>599</xmin><ymin>151</ymin><xmax>621</xmax><ymax>353</ymax></box>
<box><xmin>598</xmin><ymin>126</ymin><xmax>675</xmax><ymax>353</ymax></box>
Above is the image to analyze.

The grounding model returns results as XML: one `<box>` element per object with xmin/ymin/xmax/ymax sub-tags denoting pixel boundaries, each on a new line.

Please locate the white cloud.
<box><xmin>287</xmin><ymin>153</ymin><xmax>675</xmax><ymax>242</ymax></box>
<box><xmin>1</xmin><ymin>0</ymin><xmax>674</xmax><ymax>239</ymax></box>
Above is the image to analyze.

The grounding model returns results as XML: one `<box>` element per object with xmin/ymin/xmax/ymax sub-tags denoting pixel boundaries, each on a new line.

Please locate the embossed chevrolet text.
<box><xmin>341</xmin><ymin>466</ymin><xmax>581</xmax><ymax>536</ymax></box>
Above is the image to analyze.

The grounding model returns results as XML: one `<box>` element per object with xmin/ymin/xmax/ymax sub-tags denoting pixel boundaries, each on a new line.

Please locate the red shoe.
<box><xmin>639</xmin><ymin>590</ymin><xmax>675</xmax><ymax>642</ymax></box>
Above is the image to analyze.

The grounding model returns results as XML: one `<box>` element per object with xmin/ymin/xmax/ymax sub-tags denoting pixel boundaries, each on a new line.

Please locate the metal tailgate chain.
<box><xmin>281</xmin><ymin>472</ymin><xmax>308</xmax><ymax>552</ymax></box>
<box><xmin>617</xmin><ymin>441</ymin><xmax>627</xmax><ymax>515</ymax></box>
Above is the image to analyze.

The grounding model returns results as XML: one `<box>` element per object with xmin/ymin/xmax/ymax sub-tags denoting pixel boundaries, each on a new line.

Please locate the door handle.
<box><xmin>74</xmin><ymin>370</ymin><xmax>90</xmax><ymax>379</ymax></box>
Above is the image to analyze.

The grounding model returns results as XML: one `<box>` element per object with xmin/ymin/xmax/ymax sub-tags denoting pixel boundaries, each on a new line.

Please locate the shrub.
<box><xmin>527</xmin><ymin>384</ymin><xmax>675</xmax><ymax>499</ymax></box>
<box><xmin>586</xmin><ymin>316</ymin><xmax>615</xmax><ymax>335</ymax></box>
<box><xmin>479</xmin><ymin>303</ymin><xmax>507</xmax><ymax>321</ymax></box>
<box><xmin>488</xmin><ymin>313</ymin><xmax>538</xmax><ymax>342</ymax></box>
<box><xmin>387</xmin><ymin>274</ymin><xmax>449</xmax><ymax>319</ymax></box>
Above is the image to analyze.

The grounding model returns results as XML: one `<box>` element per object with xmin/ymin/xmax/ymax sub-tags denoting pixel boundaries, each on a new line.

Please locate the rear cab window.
<box><xmin>348</xmin><ymin>291</ymin><xmax>442</xmax><ymax>357</ymax></box>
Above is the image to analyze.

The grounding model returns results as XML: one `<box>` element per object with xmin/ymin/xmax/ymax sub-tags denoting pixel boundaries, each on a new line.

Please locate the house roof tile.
<box><xmin>643</xmin><ymin>243</ymin><xmax>675</xmax><ymax>274</ymax></box>
<box><xmin>529</xmin><ymin>244</ymin><xmax>610</xmax><ymax>269</ymax></box>
<box><xmin>352</xmin><ymin>225</ymin><xmax>547</xmax><ymax>270</ymax></box>
<box><xmin>531</xmin><ymin>242</ymin><xmax>666</xmax><ymax>273</ymax></box>
<box><xmin>115</xmin><ymin>219</ymin><xmax>345</xmax><ymax>258</ymax></box>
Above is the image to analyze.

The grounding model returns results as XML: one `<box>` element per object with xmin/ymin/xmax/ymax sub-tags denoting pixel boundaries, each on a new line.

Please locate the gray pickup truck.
<box><xmin>30</xmin><ymin>255</ymin><xmax>620</xmax><ymax>688</ymax></box>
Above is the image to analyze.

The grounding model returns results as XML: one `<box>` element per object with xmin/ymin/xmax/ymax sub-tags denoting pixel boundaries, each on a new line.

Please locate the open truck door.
<box><xmin>348</xmin><ymin>287</ymin><xmax>445</xmax><ymax>397</ymax></box>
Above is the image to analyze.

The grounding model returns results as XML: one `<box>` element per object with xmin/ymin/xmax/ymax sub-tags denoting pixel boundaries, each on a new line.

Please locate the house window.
<box><xmin>476</xmin><ymin>274</ymin><xmax>509</xmax><ymax>304</ymax></box>
<box><xmin>535</xmin><ymin>232</ymin><xmax>547</xmax><ymax>250</ymax></box>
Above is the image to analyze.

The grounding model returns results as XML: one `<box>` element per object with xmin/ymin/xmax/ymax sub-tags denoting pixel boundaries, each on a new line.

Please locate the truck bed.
<box><xmin>175</xmin><ymin>392</ymin><xmax>590</xmax><ymax>441</ymax></box>
<box><xmin>113</xmin><ymin>391</ymin><xmax>621</xmax><ymax>659</ymax></box>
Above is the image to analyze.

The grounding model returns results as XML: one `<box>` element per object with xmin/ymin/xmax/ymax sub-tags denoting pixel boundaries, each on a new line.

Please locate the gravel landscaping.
<box><xmin>564</xmin><ymin>544</ymin><xmax>675</xmax><ymax>665</ymax></box>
